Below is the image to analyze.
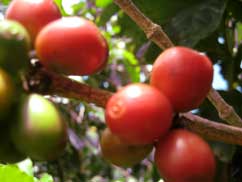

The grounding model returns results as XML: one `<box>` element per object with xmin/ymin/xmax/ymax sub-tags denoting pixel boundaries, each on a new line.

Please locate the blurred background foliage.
<box><xmin>0</xmin><ymin>0</ymin><xmax>241</xmax><ymax>181</ymax></box>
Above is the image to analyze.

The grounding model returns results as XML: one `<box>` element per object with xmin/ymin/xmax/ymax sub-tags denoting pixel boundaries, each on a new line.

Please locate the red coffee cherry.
<box><xmin>150</xmin><ymin>46</ymin><xmax>213</xmax><ymax>112</ymax></box>
<box><xmin>155</xmin><ymin>129</ymin><xmax>216</xmax><ymax>182</ymax></box>
<box><xmin>105</xmin><ymin>83</ymin><xmax>173</xmax><ymax>145</ymax></box>
<box><xmin>5</xmin><ymin>0</ymin><xmax>62</xmax><ymax>43</ymax></box>
<box><xmin>35</xmin><ymin>17</ymin><xmax>109</xmax><ymax>76</ymax></box>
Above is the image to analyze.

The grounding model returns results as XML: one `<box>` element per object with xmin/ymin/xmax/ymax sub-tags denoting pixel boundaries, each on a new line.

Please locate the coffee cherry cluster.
<box><xmin>6</xmin><ymin>0</ymin><xmax>109</xmax><ymax>76</ymax></box>
<box><xmin>1</xmin><ymin>0</ymin><xmax>216</xmax><ymax>181</ymax></box>
<box><xmin>1</xmin><ymin>0</ymin><xmax>109</xmax><ymax>163</ymax></box>
<box><xmin>103</xmin><ymin>47</ymin><xmax>215</xmax><ymax>181</ymax></box>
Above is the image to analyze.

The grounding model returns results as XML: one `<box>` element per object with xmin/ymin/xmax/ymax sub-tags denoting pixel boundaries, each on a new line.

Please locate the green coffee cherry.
<box><xmin>0</xmin><ymin>20</ymin><xmax>30</xmax><ymax>76</ymax></box>
<box><xmin>12</xmin><ymin>94</ymin><xmax>68</xmax><ymax>161</ymax></box>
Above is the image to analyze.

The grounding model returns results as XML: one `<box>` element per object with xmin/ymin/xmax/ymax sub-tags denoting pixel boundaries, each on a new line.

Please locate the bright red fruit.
<box><xmin>5</xmin><ymin>0</ymin><xmax>62</xmax><ymax>43</ymax></box>
<box><xmin>105</xmin><ymin>83</ymin><xmax>173</xmax><ymax>145</ymax></box>
<box><xmin>150</xmin><ymin>46</ymin><xmax>213</xmax><ymax>112</ymax></box>
<box><xmin>155</xmin><ymin>129</ymin><xmax>216</xmax><ymax>182</ymax></box>
<box><xmin>35</xmin><ymin>17</ymin><xmax>109</xmax><ymax>76</ymax></box>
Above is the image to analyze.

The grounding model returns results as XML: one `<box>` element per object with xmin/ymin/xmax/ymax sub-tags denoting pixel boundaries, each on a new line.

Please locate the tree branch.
<box><xmin>24</xmin><ymin>67</ymin><xmax>242</xmax><ymax>146</ymax></box>
<box><xmin>177</xmin><ymin>113</ymin><xmax>242</xmax><ymax>145</ymax></box>
<box><xmin>113</xmin><ymin>0</ymin><xmax>242</xmax><ymax>127</ymax></box>
<box><xmin>25</xmin><ymin>66</ymin><xmax>112</xmax><ymax>108</ymax></box>
<box><xmin>207</xmin><ymin>88</ymin><xmax>242</xmax><ymax>127</ymax></box>
<box><xmin>113</xmin><ymin>0</ymin><xmax>173</xmax><ymax>50</ymax></box>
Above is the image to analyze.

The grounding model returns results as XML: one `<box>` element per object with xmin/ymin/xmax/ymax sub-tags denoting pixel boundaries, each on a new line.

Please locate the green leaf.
<box><xmin>122</xmin><ymin>50</ymin><xmax>140</xmax><ymax>83</ymax></box>
<box><xmin>210</xmin><ymin>141</ymin><xmax>236</xmax><ymax>163</ymax></box>
<box><xmin>96</xmin><ymin>0</ymin><xmax>112</xmax><ymax>8</ymax></box>
<box><xmin>237</xmin><ymin>22</ymin><xmax>242</xmax><ymax>43</ymax></box>
<box><xmin>0</xmin><ymin>164</ymin><xmax>34</xmax><ymax>182</ymax></box>
<box><xmin>39</xmin><ymin>173</ymin><xmax>54</xmax><ymax>182</ymax></box>
<box><xmin>17</xmin><ymin>159</ymin><xmax>34</xmax><ymax>177</ymax></box>
<box><xmin>1</xmin><ymin>0</ymin><xmax>11</xmax><ymax>5</ymax></box>
<box><xmin>165</xmin><ymin>0</ymin><xmax>228</xmax><ymax>46</ymax></box>
<box><xmin>54</xmin><ymin>0</ymin><xmax>69</xmax><ymax>16</ymax></box>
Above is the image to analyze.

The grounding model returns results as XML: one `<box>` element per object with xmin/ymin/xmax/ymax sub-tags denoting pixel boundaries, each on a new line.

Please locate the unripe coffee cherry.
<box><xmin>11</xmin><ymin>94</ymin><xmax>68</xmax><ymax>161</ymax></box>
<box><xmin>100</xmin><ymin>128</ymin><xmax>153</xmax><ymax>167</ymax></box>
<box><xmin>0</xmin><ymin>20</ymin><xmax>30</xmax><ymax>75</ymax></box>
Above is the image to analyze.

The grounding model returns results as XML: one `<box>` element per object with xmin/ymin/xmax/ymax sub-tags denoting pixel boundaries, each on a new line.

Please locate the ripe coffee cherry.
<box><xmin>155</xmin><ymin>129</ymin><xmax>216</xmax><ymax>182</ymax></box>
<box><xmin>150</xmin><ymin>47</ymin><xmax>213</xmax><ymax>112</ymax></box>
<box><xmin>105</xmin><ymin>83</ymin><xmax>173</xmax><ymax>145</ymax></box>
<box><xmin>11</xmin><ymin>94</ymin><xmax>68</xmax><ymax>161</ymax></box>
<box><xmin>100</xmin><ymin>128</ymin><xmax>153</xmax><ymax>167</ymax></box>
<box><xmin>5</xmin><ymin>0</ymin><xmax>62</xmax><ymax>43</ymax></box>
<box><xmin>35</xmin><ymin>17</ymin><xmax>109</xmax><ymax>76</ymax></box>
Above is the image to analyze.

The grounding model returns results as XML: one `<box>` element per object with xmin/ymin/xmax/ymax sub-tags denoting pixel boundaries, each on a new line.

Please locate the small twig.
<box><xmin>113</xmin><ymin>0</ymin><xmax>173</xmax><ymax>49</ymax></box>
<box><xmin>207</xmin><ymin>88</ymin><xmax>242</xmax><ymax>127</ymax></box>
<box><xmin>113</xmin><ymin>0</ymin><xmax>242</xmax><ymax>126</ymax></box>
<box><xmin>178</xmin><ymin>113</ymin><xmax>242</xmax><ymax>145</ymax></box>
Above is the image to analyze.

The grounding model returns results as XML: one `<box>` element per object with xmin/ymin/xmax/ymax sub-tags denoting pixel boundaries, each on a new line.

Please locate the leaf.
<box><xmin>54</xmin><ymin>0</ymin><xmax>69</xmax><ymax>16</ymax></box>
<box><xmin>237</xmin><ymin>22</ymin><xmax>242</xmax><ymax>43</ymax></box>
<box><xmin>39</xmin><ymin>173</ymin><xmax>54</xmax><ymax>182</ymax></box>
<box><xmin>1</xmin><ymin>0</ymin><xmax>11</xmax><ymax>5</ymax></box>
<box><xmin>0</xmin><ymin>164</ymin><xmax>34</xmax><ymax>182</ymax></box>
<box><xmin>122</xmin><ymin>50</ymin><xmax>140</xmax><ymax>83</ymax></box>
<box><xmin>17</xmin><ymin>159</ymin><xmax>34</xmax><ymax>177</ymax></box>
<box><xmin>165</xmin><ymin>0</ymin><xmax>228</xmax><ymax>46</ymax></box>
<box><xmin>209</xmin><ymin>141</ymin><xmax>236</xmax><ymax>163</ymax></box>
<box><xmin>95</xmin><ymin>0</ymin><xmax>112</xmax><ymax>8</ymax></box>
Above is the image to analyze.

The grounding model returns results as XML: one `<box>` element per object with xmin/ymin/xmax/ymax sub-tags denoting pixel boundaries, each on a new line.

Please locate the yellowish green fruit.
<box><xmin>0</xmin><ymin>68</ymin><xmax>14</xmax><ymax>120</ymax></box>
<box><xmin>100</xmin><ymin>128</ymin><xmax>153</xmax><ymax>167</ymax></box>
<box><xmin>0</xmin><ymin>20</ymin><xmax>30</xmax><ymax>76</ymax></box>
<box><xmin>12</xmin><ymin>94</ymin><xmax>68</xmax><ymax>161</ymax></box>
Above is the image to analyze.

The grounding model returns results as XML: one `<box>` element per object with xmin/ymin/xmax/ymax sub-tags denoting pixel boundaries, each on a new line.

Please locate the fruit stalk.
<box><xmin>25</xmin><ymin>66</ymin><xmax>242</xmax><ymax>146</ymax></box>
<box><xmin>113</xmin><ymin>0</ymin><xmax>242</xmax><ymax>127</ymax></box>
<box><xmin>207</xmin><ymin>88</ymin><xmax>242</xmax><ymax>127</ymax></box>
<box><xmin>25</xmin><ymin>67</ymin><xmax>112</xmax><ymax>108</ymax></box>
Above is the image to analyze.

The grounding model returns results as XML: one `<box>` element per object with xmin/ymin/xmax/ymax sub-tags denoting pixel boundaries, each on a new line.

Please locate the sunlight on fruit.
<box><xmin>25</xmin><ymin>0</ymin><xmax>42</xmax><ymax>3</ymax></box>
<box><xmin>158</xmin><ymin>179</ymin><xmax>164</xmax><ymax>182</ymax></box>
<box><xmin>29</xmin><ymin>95</ymin><xmax>46</xmax><ymax>114</ymax></box>
<box><xmin>62</xmin><ymin>17</ymin><xmax>85</xmax><ymax>28</ymax></box>
<box><xmin>126</xmin><ymin>86</ymin><xmax>142</xmax><ymax>98</ymax></box>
